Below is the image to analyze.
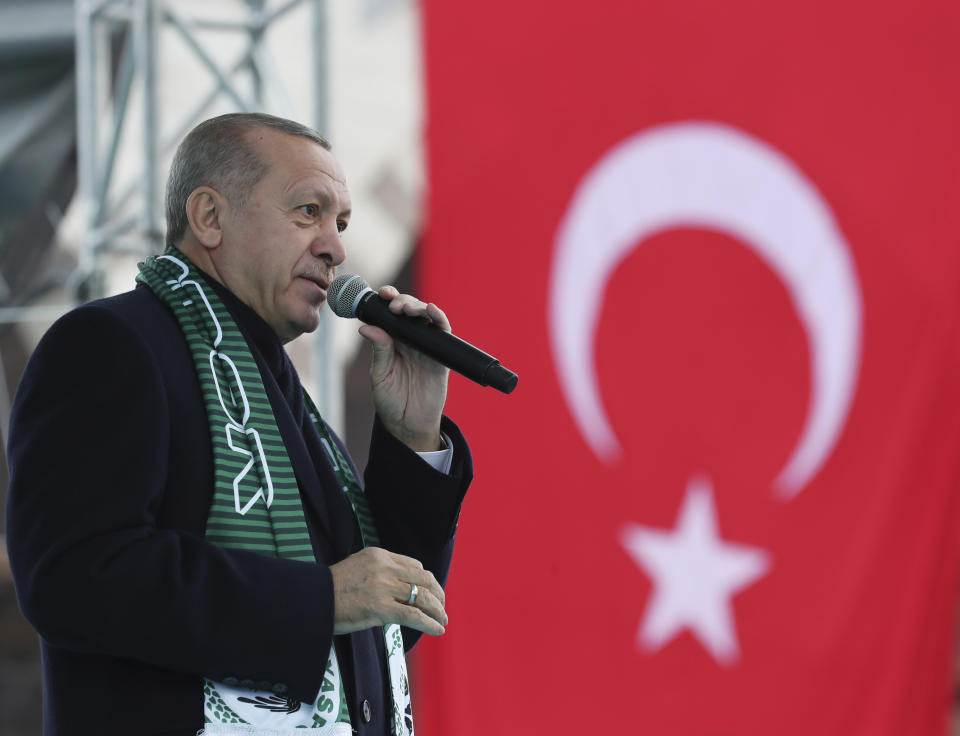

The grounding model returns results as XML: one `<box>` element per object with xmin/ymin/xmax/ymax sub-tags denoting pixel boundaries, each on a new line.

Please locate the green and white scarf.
<box><xmin>137</xmin><ymin>248</ymin><xmax>413</xmax><ymax>736</ymax></box>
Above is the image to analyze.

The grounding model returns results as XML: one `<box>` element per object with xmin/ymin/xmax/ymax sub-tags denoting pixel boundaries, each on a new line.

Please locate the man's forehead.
<box><xmin>246</xmin><ymin>129</ymin><xmax>351</xmax><ymax>206</ymax></box>
<box><xmin>285</xmin><ymin>172</ymin><xmax>352</xmax><ymax>211</ymax></box>
<box><xmin>247</xmin><ymin>127</ymin><xmax>346</xmax><ymax>180</ymax></box>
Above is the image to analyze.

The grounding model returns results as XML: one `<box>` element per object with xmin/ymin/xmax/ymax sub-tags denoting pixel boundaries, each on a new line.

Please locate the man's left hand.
<box><xmin>358</xmin><ymin>285</ymin><xmax>449</xmax><ymax>452</ymax></box>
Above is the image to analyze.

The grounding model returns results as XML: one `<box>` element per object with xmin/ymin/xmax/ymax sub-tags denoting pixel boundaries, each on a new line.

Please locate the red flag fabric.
<box><xmin>415</xmin><ymin>2</ymin><xmax>960</xmax><ymax>734</ymax></box>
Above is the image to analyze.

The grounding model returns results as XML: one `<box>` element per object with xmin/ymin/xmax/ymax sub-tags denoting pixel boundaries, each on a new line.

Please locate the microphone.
<box><xmin>327</xmin><ymin>274</ymin><xmax>518</xmax><ymax>394</ymax></box>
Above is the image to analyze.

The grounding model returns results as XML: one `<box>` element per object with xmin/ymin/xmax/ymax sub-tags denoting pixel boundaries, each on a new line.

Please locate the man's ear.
<box><xmin>185</xmin><ymin>187</ymin><xmax>226</xmax><ymax>249</ymax></box>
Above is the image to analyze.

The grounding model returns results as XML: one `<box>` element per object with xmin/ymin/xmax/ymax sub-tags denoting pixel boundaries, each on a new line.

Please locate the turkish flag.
<box><xmin>415</xmin><ymin>2</ymin><xmax>960</xmax><ymax>734</ymax></box>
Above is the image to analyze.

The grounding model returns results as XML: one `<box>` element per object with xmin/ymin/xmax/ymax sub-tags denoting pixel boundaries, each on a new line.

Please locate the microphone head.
<box><xmin>327</xmin><ymin>274</ymin><xmax>372</xmax><ymax>318</ymax></box>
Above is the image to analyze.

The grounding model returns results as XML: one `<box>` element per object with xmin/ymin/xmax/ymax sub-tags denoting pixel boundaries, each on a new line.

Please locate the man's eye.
<box><xmin>337</xmin><ymin>220</ymin><xmax>348</xmax><ymax>234</ymax></box>
<box><xmin>299</xmin><ymin>204</ymin><xmax>319</xmax><ymax>217</ymax></box>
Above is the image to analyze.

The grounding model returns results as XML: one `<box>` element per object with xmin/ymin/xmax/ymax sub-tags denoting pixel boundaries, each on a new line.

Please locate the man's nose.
<box><xmin>311</xmin><ymin>224</ymin><xmax>346</xmax><ymax>266</ymax></box>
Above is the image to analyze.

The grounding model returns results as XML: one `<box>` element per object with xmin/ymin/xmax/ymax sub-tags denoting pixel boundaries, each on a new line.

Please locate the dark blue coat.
<box><xmin>5</xmin><ymin>282</ymin><xmax>471</xmax><ymax>735</ymax></box>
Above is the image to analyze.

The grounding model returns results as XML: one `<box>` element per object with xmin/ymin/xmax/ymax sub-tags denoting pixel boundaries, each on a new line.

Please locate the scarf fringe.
<box><xmin>197</xmin><ymin>724</ymin><xmax>352</xmax><ymax>736</ymax></box>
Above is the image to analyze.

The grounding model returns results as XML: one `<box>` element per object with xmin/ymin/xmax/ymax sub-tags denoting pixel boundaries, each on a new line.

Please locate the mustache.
<box><xmin>299</xmin><ymin>264</ymin><xmax>335</xmax><ymax>284</ymax></box>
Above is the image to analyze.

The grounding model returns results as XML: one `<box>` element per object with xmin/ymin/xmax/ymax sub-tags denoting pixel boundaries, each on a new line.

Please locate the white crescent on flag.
<box><xmin>549</xmin><ymin>121</ymin><xmax>862</xmax><ymax>498</ymax></box>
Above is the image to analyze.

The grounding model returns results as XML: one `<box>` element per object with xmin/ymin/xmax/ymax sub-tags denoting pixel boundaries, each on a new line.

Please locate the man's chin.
<box><xmin>290</xmin><ymin>310</ymin><xmax>324</xmax><ymax>340</ymax></box>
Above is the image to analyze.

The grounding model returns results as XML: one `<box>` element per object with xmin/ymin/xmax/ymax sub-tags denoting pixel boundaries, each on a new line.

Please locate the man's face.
<box><xmin>214</xmin><ymin>128</ymin><xmax>351</xmax><ymax>343</ymax></box>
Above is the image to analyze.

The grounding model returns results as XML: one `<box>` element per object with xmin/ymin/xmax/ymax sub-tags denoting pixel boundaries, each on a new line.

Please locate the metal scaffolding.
<box><xmin>73</xmin><ymin>0</ymin><xmax>339</xmax><ymax>417</ymax></box>
<box><xmin>75</xmin><ymin>0</ymin><xmax>328</xmax><ymax>280</ymax></box>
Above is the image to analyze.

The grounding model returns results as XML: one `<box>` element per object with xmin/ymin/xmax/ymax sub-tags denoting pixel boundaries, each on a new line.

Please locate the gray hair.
<box><xmin>164</xmin><ymin>112</ymin><xmax>331</xmax><ymax>248</ymax></box>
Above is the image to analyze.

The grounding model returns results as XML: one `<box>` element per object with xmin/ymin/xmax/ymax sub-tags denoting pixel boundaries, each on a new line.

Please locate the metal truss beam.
<box><xmin>74</xmin><ymin>0</ymin><xmax>328</xmax><ymax>289</ymax></box>
<box><xmin>73</xmin><ymin>0</ymin><xmax>336</xmax><ymax>417</ymax></box>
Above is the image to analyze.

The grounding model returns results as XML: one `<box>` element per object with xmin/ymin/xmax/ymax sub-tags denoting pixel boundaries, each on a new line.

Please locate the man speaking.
<box><xmin>5</xmin><ymin>113</ymin><xmax>472</xmax><ymax>736</ymax></box>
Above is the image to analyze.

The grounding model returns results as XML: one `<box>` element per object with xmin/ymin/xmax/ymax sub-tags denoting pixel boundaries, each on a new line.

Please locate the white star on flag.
<box><xmin>620</xmin><ymin>477</ymin><xmax>772</xmax><ymax>666</ymax></box>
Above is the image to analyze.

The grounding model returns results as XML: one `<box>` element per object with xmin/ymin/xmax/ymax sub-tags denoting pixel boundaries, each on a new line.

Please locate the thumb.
<box><xmin>359</xmin><ymin>324</ymin><xmax>395</xmax><ymax>379</ymax></box>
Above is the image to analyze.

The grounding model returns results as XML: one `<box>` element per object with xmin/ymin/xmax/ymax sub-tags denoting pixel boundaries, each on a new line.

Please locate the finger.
<box><xmin>394</xmin><ymin>577</ymin><xmax>446</xmax><ymax>618</ymax></box>
<box><xmin>410</xmin><ymin>586</ymin><xmax>448</xmax><ymax>627</ymax></box>
<box><xmin>395</xmin><ymin>579</ymin><xmax>417</xmax><ymax>605</ymax></box>
<box><xmin>382</xmin><ymin>551</ymin><xmax>444</xmax><ymax>604</ymax></box>
<box><xmin>377</xmin><ymin>288</ymin><xmax>428</xmax><ymax>317</ymax></box>
<box><xmin>393</xmin><ymin>575</ymin><xmax>440</xmax><ymax>606</ymax></box>
<box><xmin>358</xmin><ymin>325</ymin><xmax>397</xmax><ymax>384</ymax></box>
<box><xmin>388</xmin><ymin>295</ymin><xmax>429</xmax><ymax>316</ymax></box>
<box><xmin>424</xmin><ymin>302</ymin><xmax>451</xmax><ymax>332</ymax></box>
<box><xmin>376</xmin><ymin>287</ymin><xmax>450</xmax><ymax>331</ymax></box>
<box><xmin>414</xmin><ymin>569</ymin><xmax>445</xmax><ymax>607</ymax></box>
<box><xmin>358</xmin><ymin>323</ymin><xmax>393</xmax><ymax>349</ymax></box>
<box><xmin>392</xmin><ymin>568</ymin><xmax>444</xmax><ymax>610</ymax></box>
<box><xmin>378</xmin><ymin>285</ymin><xmax>400</xmax><ymax>301</ymax></box>
<box><xmin>392</xmin><ymin>602</ymin><xmax>446</xmax><ymax>636</ymax></box>
<box><xmin>397</xmin><ymin>568</ymin><xmax>444</xmax><ymax>606</ymax></box>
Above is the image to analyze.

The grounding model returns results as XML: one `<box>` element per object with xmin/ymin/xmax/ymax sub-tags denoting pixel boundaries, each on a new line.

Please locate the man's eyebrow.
<box><xmin>285</xmin><ymin>186</ymin><xmax>349</xmax><ymax>218</ymax></box>
<box><xmin>289</xmin><ymin>188</ymin><xmax>333</xmax><ymax>205</ymax></box>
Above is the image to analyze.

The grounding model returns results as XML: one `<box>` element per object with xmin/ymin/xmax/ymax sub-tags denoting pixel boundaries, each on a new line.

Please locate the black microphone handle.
<box><xmin>356</xmin><ymin>292</ymin><xmax>518</xmax><ymax>394</ymax></box>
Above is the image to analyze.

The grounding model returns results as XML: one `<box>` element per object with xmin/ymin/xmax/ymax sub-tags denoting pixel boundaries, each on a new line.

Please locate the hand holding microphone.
<box><xmin>328</xmin><ymin>274</ymin><xmax>518</xmax><ymax>394</ymax></box>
